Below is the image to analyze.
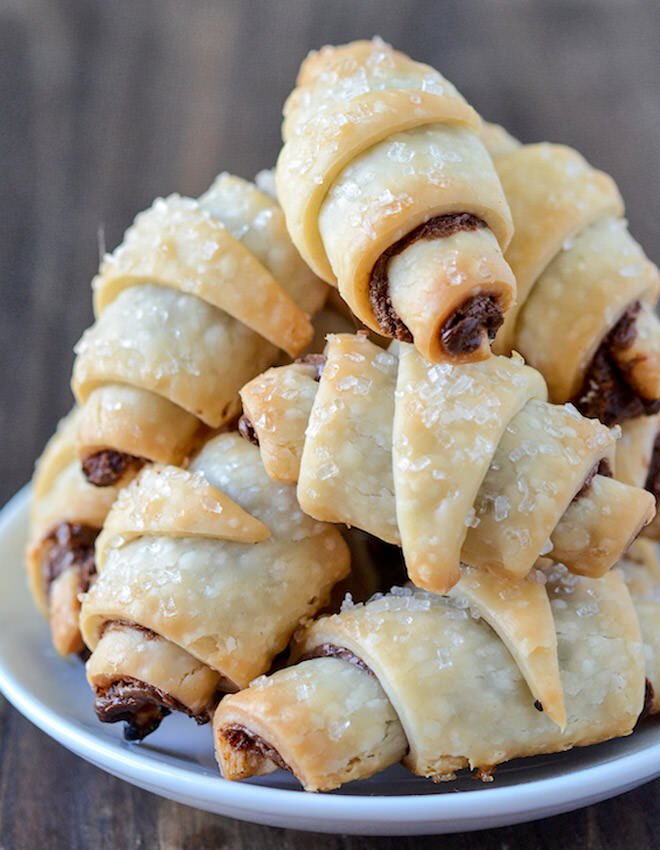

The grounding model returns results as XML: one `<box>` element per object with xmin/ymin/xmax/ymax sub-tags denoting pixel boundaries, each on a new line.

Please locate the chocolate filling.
<box><xmin>222</xmin><ymin>724</ymin><xmax>292</xmax><ymax>772</ymax></box>
<box><xmin>239</xmin><ymin>354</ymin><xmax>328</xmax><ymax>448</ymax></box>
<box><xmin>368</xmin><ymin>213</ymin><xmax>503</xmax><ymax>355</ymax></box>
<box><xmin>297</xmin><ymin>643</ymin><xmax>374</xmax><ymax>677</ymax></box>
<box><xmin>641</xmin><ymin>678</ymin><xmax>656</xmax><ymax>721</ymax></box>
<box><xmin>82</xmin><ymin>449</ymin><xmax>146</xmax><ymax>487</ymax></box>
<box><xmin>237</xmin><ymin>414</ymin><xmax>260</xmax><ymax>447</ymax></box>
<box><xmin>93</xmin><ymin>620</ymin><xmax>220</xmax><ymax>739</ymax></box>
<box><xmin>99</xmin><ymin>618</ymin><xmax>161</xmax><ymax>641</ymax></box>
<box><xmin>573</xmin><ymin>458</ymin><xmax>613</xmax><ymax>501</ymax></box>
<box><xmin>94</xmin><ymin>676</ymin><xmax>212</xmax><ymax>741</ymax></box>
<box><xmin>43</xmin><ymin>521</ymin><xmax>98</xmax><ymax>594</ymax></box>
<box><xmin>440</xmin><ymin>295</ymin><xmax>503</xmax><ymax>356</ymax></box>
<box><xmin>573</xmin><ymin>302</ymin><xmax>660</xmax><ymax>426</ymax></box>
<box><xmin>295</xmin><ymin>352</ymin><xmax>327</xmax><ymax>381</ymax></box>
<box><xmin>644</xmin><ymin>432</ymin><xmax>660</xmax><ymax>505</ymax></box>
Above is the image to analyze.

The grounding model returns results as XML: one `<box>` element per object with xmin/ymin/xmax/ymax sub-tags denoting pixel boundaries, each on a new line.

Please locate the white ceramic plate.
<box><xmin>2</xmin><ymin>486</ymin><xmax>660</xmax><ymax>835</ymax></box>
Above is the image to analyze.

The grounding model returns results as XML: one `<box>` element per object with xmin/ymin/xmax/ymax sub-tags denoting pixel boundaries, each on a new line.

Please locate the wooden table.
<box><xmin>1</xmin><ymin>1</ymin><xmax>659</xmax><ymax>846</ymax></box>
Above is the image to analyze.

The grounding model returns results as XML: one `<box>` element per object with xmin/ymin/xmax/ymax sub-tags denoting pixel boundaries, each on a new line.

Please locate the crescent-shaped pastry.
<box><xmin>26</xmin><ymin>408</ymin><xmax>119</xmax><ymax>657</ymax></box>
<box><xmin>240</xmin><ymin>333</ymin><xmax>654</xmax><ymax>593</ymax></box>
<box><xmin>214</xmin><ymin>569</ymin><xmax>644</xmax><ymax>791</ymax></box>
<box><xmin>72</xmin><ymin>173</ymin><xmax>327</xmax><ymax>487</ymax></box>
<box><xmin>616</xmin><ymin>539</ymin><xmax>660</xmax><ymax>716</ymax></box>
<box><xmin>79</xmin><ymin>432</ymin><xmax>349</xmax><ymax>739</ymax></box>
<box><xmin>276</xmin><ymin>39</ymin><xmax>516</xmax><ymax>363</ymax></box>
<box><xmin>615</xmin><ymin>414</ymin><xmax>660</xmax><ymax>541</ymax></box>
<box><xmin>481</xmin><ymin>125</ymin><xmax>660</xmax><ymax>427</ymax></box>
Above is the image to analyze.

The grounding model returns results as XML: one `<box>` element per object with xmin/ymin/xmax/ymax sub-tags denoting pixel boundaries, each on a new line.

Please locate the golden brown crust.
<box><xmin>244</xmin><ymin>334</ymin><xmax>652</xmax><ymax>593</ymax></box>
<box><xmin>276</xmin><ymin>39</ymin><xmax>515</xmax><ymax>362</ymax></box>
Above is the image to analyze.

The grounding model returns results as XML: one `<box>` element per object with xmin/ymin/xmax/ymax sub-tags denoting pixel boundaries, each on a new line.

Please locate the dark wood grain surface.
<box><xmin>1</xmin><ymin>0</ymin><xmax>660</xmax><ymax>846</ymax></box>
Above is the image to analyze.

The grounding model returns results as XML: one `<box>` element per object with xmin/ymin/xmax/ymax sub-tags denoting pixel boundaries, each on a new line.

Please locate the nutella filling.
<box><xmin>298</xmin><ymin>643</ymin><xmax>374</xmax><ymax>677</ymax></box>
<box><xmin>237</xmin><ymin>414</ymin><xmax>260</xmax><ymax>447</ymax></box>
<box><xmin>94</xmin><ymin>675</ymin><xmax>212</xmax><ymax>741</ymax></box>
<box><xmin>368</xmin><ymin>213</ymin><xmax>503</xmax><ymax>355</ymax></box>
<box><xmin>642</xmin><ymin>678</ymin><xmax>655</xmax><ymax>721</ymax></box>
<box><xmin>93</xmin><ymin>620</ymin><xmax>220</xmax><ymax>739</ymax></box>
<box><xmin>82</xmin><ymin>449</ymin><xmax>146</xmax><ymax>487</ymax></box>
<box><xmin>239</xmin><ymin>354</ymin><xmax>328</xmax><ymax>447</ymax></box>
<box><xmin>440</xmin><ymin>294</ymin><xmax>503</xmax><ymax>356</ymax></box>
<box><xmin>295</xmin><ymin>352</ymin><xmax>327</xmax><ymax>381</ymax></box>
<box><xmin>573</xmin><ymin>458</ymin><xmax>613</xmax><ymax>501</ymax></box>
<box><xmin>644</xmin><ymin>432</ymin><xmax>660</xmax><ymax>505</ymax></box>
<box><xmin>221</xmin><ymin>724</ymin><xmax>292</xmax><ymax>772</ymax></box>
<box><xmin>94</xmin><ymin>678</ymin><xmax>174</xmax><ymax>741</ymax></box>
<box><xmin>43</xmin><ymin>521</ymin><xmax>98</xmax><ymax>594</ymax></box>
<box><xmin>573</xmin><ymin>302</ymin><xmax>660</xmax><ymax>426</ymax></box>
<box><xmin>100</xmin><ymin>619</ymin><xmax>162</xmax><ymax>641</ymax></box>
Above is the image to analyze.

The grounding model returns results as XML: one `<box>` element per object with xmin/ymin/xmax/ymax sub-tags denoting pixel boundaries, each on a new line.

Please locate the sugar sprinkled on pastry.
<box><xmin>26</xmin><ymin>408</ymin><xmax>120</xmax><ymax>657</ymax></box>
<box><xmin>72</xmin><ymin>174</ymin><xmax>327</xmax><ymax>487</ymax></box>
<box><xmin>276</xmin><ymin>39</ymin><xmax>516</xmax><ymax>364</ymax></box>
<box><xmin>240</xmin><ymin>332</ymin><xmax>654</xmax><ymax>593</ymax></box>
<box><xmin>214</xmin><ymin>571</ymin><xmax>644</xmax><ymax>791</ymax></box>
<box><xmin>79</xmin><ymin>432</ymin><xmax>349</xmax><ymax>739</ymax></box>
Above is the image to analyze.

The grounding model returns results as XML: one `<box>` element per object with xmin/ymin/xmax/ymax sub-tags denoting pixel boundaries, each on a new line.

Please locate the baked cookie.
<box><xmin>72</xmin><ymin>173</ymin><xmax>327</xmax><ymax>487</ymax></box>
<box><xmin>276</xmin><ymin>39</ymin><xmax>516</xmax><ymax>363</ymax></box>
<box><xmin>214</xmin><ymin>569</ymin><xmax>644</xmax><ymax>791</ymax></box>
<box><xmin>79</xmin><ymin>432</ymin><xmax>349</xmax><ymax>739</ymax></box>
<box><xmin>26</xmin><ymin>408</ymin><xmax>119</xmax><ymax>657</ymax></box>
<box><xmin>481</xmin><ymin>125</ymin><xmax>660</xmax><ymax>427</ymax></box>
<box><xmin>240</xmin><ymin>332</ymin><xmax>654</xmax><ymax>593</ymax></box>
<box><xmin>617</xmin><ymin>538</ymin><xmax>660</xmax><ymax>715</ymax></box>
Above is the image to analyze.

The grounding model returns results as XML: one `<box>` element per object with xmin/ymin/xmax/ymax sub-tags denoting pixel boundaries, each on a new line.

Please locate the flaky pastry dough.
<box><xmin>276</xmin><ymin>39</ymin><xmax>515</xmax><ymax>363</ymax></box>
<box><xmin>80</xmin><ymin>433</ymin><xmax>349</xmax><ymax>737</ymax></box>
<box><xmin>240</xmin><ymin>333</ymin><xmax>654</xmax><ymax>593</ymax></box>
<box><xmin>214</xmin><ymin>571</ymin><xmax>644</xmax><ymax>791</ymax></box>
<box><xmin>72</xmin><ymin>174</ymin><xmax>327</xmax><ymax>485</ymax></box>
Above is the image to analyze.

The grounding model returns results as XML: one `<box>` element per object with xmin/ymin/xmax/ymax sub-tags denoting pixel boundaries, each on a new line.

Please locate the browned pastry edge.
<box><xmin>573</xmin><ymin>302</ymin><xmax>660</xmax><ymax>426</ymax></box>
<box><xmin>367</xmin><ymin>213</ymin><xmax>504</xmax><ymax>356</ymax></box>
<box><xmin>218</xmin><ymin>643</ymin><xmax>375</xmax><ymax>774</ymax></box>
<box><xmin>82</xmin><ymin>449</ymin><xmax>146</xmax><ymax>487</ymax></box>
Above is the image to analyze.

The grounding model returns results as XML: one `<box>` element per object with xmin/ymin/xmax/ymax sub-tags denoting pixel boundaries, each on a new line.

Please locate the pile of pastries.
<box><xmin>26</xmin><ymin>39</ymin><xmax>660</xmax><ymax>792</ymax></box>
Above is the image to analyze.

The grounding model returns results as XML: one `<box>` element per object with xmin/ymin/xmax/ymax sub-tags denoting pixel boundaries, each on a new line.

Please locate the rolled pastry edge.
<box><xmin>383</xmin><ymin>222</ymin><xmax>516</xmax><ymax>363</ymax></box>
<box><xmin>86</xmin><ymin>621</ymin><xmax>222</xmax><ymax>740</ymax></box>
<box><xmin>214</xmin><ymin>656</ymin><xmax>407</xmax><ymax>791</ymax></box>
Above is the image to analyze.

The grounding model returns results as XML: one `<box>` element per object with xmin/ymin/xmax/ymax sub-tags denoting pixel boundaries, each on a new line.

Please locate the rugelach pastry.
<box><xmin>72</xmin><ymin>173</ymin><xmax>327</xmax><ymax>487</ymax></box>
<box><xmin>26</xmin><ymin>408</ymin><xmax>119</xmax><ymax>657</ymax></box>
<box><xmin>615</xmin><ymin>414</ymin><xmax>660</xmax><ymax>540</ymax></box>
<box><xmin>79</xmin><ymin>432</ymin><xmax>349</xmax><ymax>739</ymax></box>
<box><xmin>214</xmin><ymin>568</ymin><xmax>644</xmax><ymax>791</ymax></box>
<box><xmin>240</xmin><ymin>332</ymin><xmax>655</xmax><ymax>593</ymax></box>
<box><xmin>276</xmin><ymin>39</ymin><xmax>516</xmax><ymax>363</ymax></box>
<box><xmin>481</xmin><ymin>124</ymin><xmax>660</xmax><ymax>427</ymax></box>
<box><xmin>617</xmin><ymin>538</ymin><xmax>660</xmax><ymax>716</ymax></box>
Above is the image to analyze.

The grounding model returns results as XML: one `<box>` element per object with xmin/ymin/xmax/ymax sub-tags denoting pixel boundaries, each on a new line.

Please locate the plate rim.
<box><xmin>2</xmin><ymin>485</ymin><xmax>660</xmax><ymax>835</ymax></box>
